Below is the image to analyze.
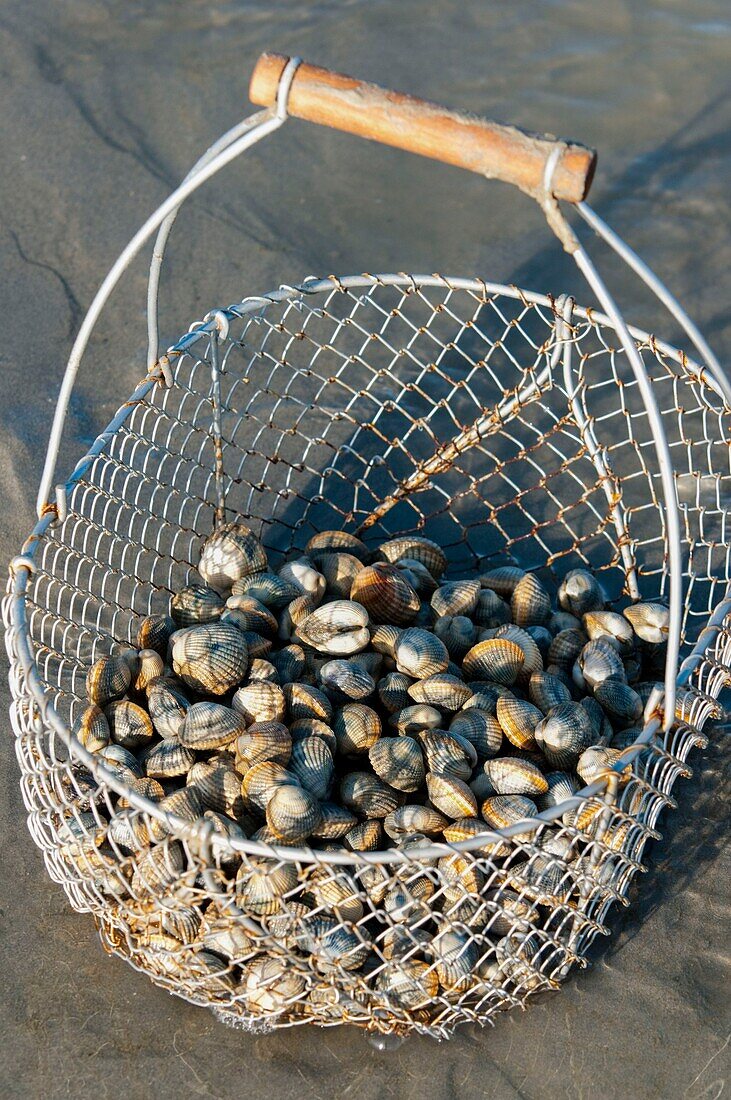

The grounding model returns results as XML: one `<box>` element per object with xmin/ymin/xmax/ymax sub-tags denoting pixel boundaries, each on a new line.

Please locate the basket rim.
<box><xmin>6</xmin><ymin>272</ymin><xmax>731</xmax><ymax>866</ymax></box>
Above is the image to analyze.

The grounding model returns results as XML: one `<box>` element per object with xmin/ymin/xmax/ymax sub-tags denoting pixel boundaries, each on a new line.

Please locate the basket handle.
<box><xmin>249</xmin><ymin>53</ymin><xmax>597</xmax><ymax>203</ymax></box>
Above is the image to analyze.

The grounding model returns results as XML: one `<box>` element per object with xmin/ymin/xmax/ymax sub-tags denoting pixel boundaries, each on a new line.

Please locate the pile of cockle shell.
<box><xmin>70</xmin><ymin>522</ymin><xmax>671</xmax><ymax>1020</ymax></box>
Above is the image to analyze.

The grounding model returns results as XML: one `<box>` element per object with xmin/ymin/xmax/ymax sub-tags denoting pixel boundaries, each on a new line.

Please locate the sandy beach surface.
<box><xmin>1</xmin><ymin>2</ymin><xmax>729</xmax><ymax>1096</ymax></box>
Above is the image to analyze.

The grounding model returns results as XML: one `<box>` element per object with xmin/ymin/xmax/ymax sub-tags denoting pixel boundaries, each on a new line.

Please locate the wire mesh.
<box><xmin>5</xmin><ymin>274</ymin><xmax>730</xmax><ymax>1037</ymax></box>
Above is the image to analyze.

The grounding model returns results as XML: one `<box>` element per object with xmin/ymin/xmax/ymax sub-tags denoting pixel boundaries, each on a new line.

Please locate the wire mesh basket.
<box><xmin>5</xmin><ymin>55</ymin><xmax>731</xmax><ymax>1039</ymax></box>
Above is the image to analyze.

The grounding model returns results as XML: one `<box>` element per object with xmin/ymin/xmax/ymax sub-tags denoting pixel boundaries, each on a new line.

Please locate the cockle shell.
<box><xmin>196</xmin><ymin>914</ymin><xmax>254</xmax><ymax>962</ymax></box>
<box><xmin>141</xmin><ymin>738</ymin><xmax>195</xmax><ymax>779</ymax></box>
<box><xmin>479</xmin><ymin>566</ymin><xmax>525</xmax><ymax>599</ymax></box>
<box><xmin>289</xmin><ymin>719</ymin><xmax>337</xmax><ymax>756</ymax></box>
<box><xmin>448</xmin><ymin>709</ymin><xmax>503</xmax><ymax>761</ymax></box>
<box><xmin>116</xmin><ymin>775</ymin><xmax>165</xmax><ymax>809</ymax></box>
<box><xmin>430</xmin><ymin>931</ymin><xmax>480</xmax><ymax>993</ymax></box>
<box><xmin>131</xmin><ymin>649</ymin><xmax>164</xmax><ymax>694</ymax></box>
<box><xmin>576</xmin><ymin>637</ymin><xmax>626</xmax><ymax>691</ymax></box>
<box><xmin>171</xmin><ymin>583</ymin><xmax>225</xmax><ymax>627</ymax></box>
<box><xmin>334</xmin><ymin>703</ymin><xmax>381</xmax><ymax>753</ymax></box>
<box><xmin>302</xmin><ymin>865</ymin><xmax>364</xmax><ymax>921</ymax></box>
<box><xmin>547</xmin><ymin>628</ymin><xmax>587</xmax><ymax>670</ymax></box>
<box><xmin>105</xmin><ymin>700</ymin><xmax>154</xmax><ymax>749</ymax></box>
<box><xmin>270</xmin><ymin>643</ymin><xmax>306</xmax><ymax>684</ymax></box>
<box><xmin>368</xmin><ymin>735</ymin><xmax>425</xmax><ymax>792</ymax></box>
<box><xmin>483</xmin><ymin>757</ymin><xmax>548</xmax><ymax>797</ymax></box>
<box><xmin>147</xmin><ymin>681</ymin><xmax>189</xmax><ymax>739</ymax></box>
<box><xmin>198</xmin><ymin>522</ymin><xmax>268</xmax><ymax>592</ymax></box>
<box><xmin>438</xmin><ymin>851</ymin><xmax>485</xmax><ymax>898</ymax></box>
<box><xmin>319</xmin><ymin>658</ymin><xmax>375</xmax><ymax>701</ymax></box>
<box><xmin>594</xmin><ymin>679</ymin><xmax>643</xmax><ymax>726</ymax></box>
<box><xmin>528</xmin><ymin>670</ymin><xmax>573</xmax><ymax>713</ymax></box>
<box><xmin>98</xmin><ymin>743</ymin><xmax>144</xmax><ymax>783</ymax></box>
<box><xmin>407</xmin><ymin>672</ymin><xmax>472</xmax><ymax>711</ymax></box>
<box><xmin>86</xmin><ymin>654</ymin><xmax>132</xmax><ymax>707</ymax></box>
<box><xmin>583</xmin><ymin>610</ymin><xmax>634</xmax><ymax>653</ymax></box>
<box><xmin>344</xmin><ymin>819</ymin><xmax>384</xmax><ymax>851</ymax></box>
<box><xmin>297</xmin><ymin>600</ymin><xmax>370</xmax><ymax>655</ymax></box>
<box><xmin>171</xmin><ymin>622</ymin><xmax>248</xmax><ymax>695</ymax></box>
<box><xmin>369</xmin><ymin>622</ymin><xmax>401</xmax><ymax>658</ymax></box>
<box><xmin>266</xmin><ymin>783</ymin><xmax>322</xmax><ymax>843</ymax></box>
<box><xmin>310</xmin><ymin>552</ymin><xmax>364</xmax><ymax>600</ymax></box>
<box><xmin>283</xmin><ymin>682</ymin><xmax>333</xmax><ymax>723</ymax></box>
<box><xmin>193</xmin><ymin>763</ymin><xmax>246</xmax><ymax>818</ymax></box>
<box><xmin>483</xmin><ymin>888</ymin><xmax>539</xmax><ymax>937</ymax></box>
<box><xmin>223</xmin><ymin>595</ymin><xmax>278</xmax><ymax>637</ymax></box>
<box><xmin>376</xmin><ymin>959</ymin><xmax>439</xmax><ymax>1009</ymax></box>
<box><xmin>462</xmin><ymin>638</ymin><xmax>524</xmax><ymax>684</ymax></box>
<box><xmin>131</xmin><ymin>840</ymin><xmax>185</xmax><ymax>897</ymax></box>
<box><xmin>510</xmin><ymin>573</ymin><xmax>551</xmax><ymax>627</ymax></box>
<box><xmin>236</xmin><ymin>859</ymin><xmax>300</xmax><ymax>917</ymax></box>
<box><xmin>481</xmin><ymin>794</ymin><xmax>537</xmax><ymax>833</ymax></box>
<box><xmin>310</xmin><ymin>800</ymin><xmax>357</xmax><ymax>840</ymax></box>
<box><xmin>495</xmin><ymin>624</ymin><xmax>544</xmax><ymax>684</ymax></box>
<box><xmin>278</xmin><ymin>557</ymin><xmax>327</xmax><ymax>601</ymax></box>
<box><xmin>431</xmin><ymin>580</ymin><xmax>480</xmax><ymax>619</ymax></box>
<box><xmin>350</xmin><ymin>562</ymin><xmax>420</xmax><ymax>626</ymax></box>
<box><xmin>306</xmin><ymin>530</ymin><xmax>370</xmax><ymax>562</ymax></box>
<box><xmin>231</xmin><ymin>571</ymin><xmax>300</xmax><ymax>609</ymax></box>
<box><xmin>426</xmin><ymin>773</ymin><xmax>478</xmax><ymax>819</ymax></box>
<box><xmin>557</xmin><ymin>568</ymin><xmax>606</xmax><ymax>616</ymax></box>
<box><xmin>393</xmin><ymin>628</ymin><xmax>449</xmax><ymax>679</ymax></box>
<box><xmin>576</xmin><ymin>745</ymin><xmax>631</xmax><ymax>785</ymax></box>
<box><xmin>180</xmin><ymin>701</ymin><xmax>243</xmax><ymax>750</ymax></box>
<box><xmin>339</xmin><ymin>772</ymin><xmax>400</xmax><ymax>818</ymax></box>
<box><xmin>235</xmin><ymin>721</ymin><xmax>292</xmax><ymax>769</ymax></box>
<box><xmin>534</xmin><ymin>701</ymin><xmax>597</xmax><ymax>769</ymax></box>
<box><xmin>419</xmin><ymin>730</ymin><xmax>477</xmax><ymax>781</ymax></box>
<box><xmin>303</xmin><ymin>917</ymin><xmax>371</xmax><ymax>973</ymax></box>
<box><xmin>377</xmin><ymin>671</ymin><xmax>414</xmax><ymax>714</ymax></box>
<box><xmin>232</xmin><ymin>681</ymin><xmax>286</xmax><ymax>725</ymax></box>
<box><xmin>137</xmin><ymin>614</ymin><xmax>177</xmax><ymax>656</ymax></box>
<box><xmin>469</xmin><ymin>587</ymin><xmax>510</xmax><ymax>629</ymax></box>
<box><xmin>622</xmin><ymin>601</ymin><xmax>670</xmax><ymax>645</ymax></box>
<box><xmin>289</xmin><ymin>736</ymin><xmax>334</xmax><ymax>800</ymax></box>
<box><xmin>380</xmin><ymin>925</ymin><xmax>432</xmax><ymax>961</ymax></box>
<box><xmin>433</xmin><ymin>614</ymin><xmax>478</xmax><ymax>661</ymax></box>
<box><xmin>391</xmin><ymin>703</ymin><xmax>442</xmax><ymax>735</ymax></box>
<box><xmin>240</xmin><ymin>759</ymin><xmax>299</xmax><ymax>814</ymax></box>
<box><xmin>72</xmin><ymin>704</ymin><xmax>110</xmax><ymax>753</ymax></box>
<box><xmin>536</xmin><ymin>770</ymin><xmax>580</xmax><ymax>812</ymax></box>
<box><xmin>383</xmin><ymin>874</ymin><xmax>434</xmax><ymax>924</ymax></box>
<box><xmin>383</xmin><ymin>804</ymin><xmax>449</xmax><ymax>839</ymax></box>
<box><xmin>495</xmin><ymin>694</ymin><xmax>542</xmax><ymax>751</ymax></box>
<box><xmin>394</xmin><ymin>558</ymin><xmax>439</xmax><ymax>597</ymax></box>
<box><xmin>379</xmin><ymin>536</ymin><xmax>447</xmax><ymax>579</ymax></box>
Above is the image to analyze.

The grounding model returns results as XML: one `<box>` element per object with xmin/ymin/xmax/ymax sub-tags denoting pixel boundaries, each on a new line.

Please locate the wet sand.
<box><xmin>0</xmin><ymin>2</ymin><xmax>729</xmax><ymax>1096</ymax></box>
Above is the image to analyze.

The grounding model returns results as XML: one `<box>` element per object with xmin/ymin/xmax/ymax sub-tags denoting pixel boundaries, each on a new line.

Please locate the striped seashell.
<box><xmin>191</xmin><ymin>763</ymin><xmax>246</xmax><ymax>818</ymax></box>
<box><xmin>303</xmin><ymin>865</ymin><xmax>364</xmax><ymax>921</ymax></box>
<box><xmin>334</xmin><ymin>703</ymin><xmax>381</xmax><ymax>753</ymax></box>
<box><xmin>448</xmin><ymin>709</ymin><xmax>503</xmax><ymax>760</ymax></box>
<box><xmin>593</xmin><ymin>680</ymin><xmax>643</xmax><ymax>728</ymax></box>
<box><xmin>431</xmin><ymin>580</ymin><xmax>480</xmax><ymax>619</ymax></box>
<box><xmin>384</xmin><ymin>804</ymin><xmax>448</xmax><ymax>839</ymax></box>
<box><xmin>310</xmin><ymin>552</ymin><xmax>364</xmax><ymax>600</ymax></box>
<box><xmin>394</xmin><ymin>557</ymin><xmax>439</xmax><ymax>597</ymax></box>
<box><xmin>576</xmin><ymin>638</ymin><xmax>625</xmax><ymax>691</ymax></box>
<box><xmin>235</xmin><ymin>721</ymin><xmax>292</xmax><ymax>768</ymax></box>
<box><xmin>622</xmin><ymin>601</ymin><xmax>670</xmax><ymax>645</ymax></box>
<box><xmin>407</xmin><ymin>672</ymin><xmax>472</xmax><ymax>711</ymax></box>
<box><xmin>576</xmin><ymin>745</ymin><xmax>631</xmax><ymax>785</ymax></box>
<box><xmin>289</xmin><ymin>736</ymin><xmax>334</xmax><ymax>800</ymax></box>
<box><xmin>147</xmin><ymin>681</ymin><xmax>189</xmax><ymax>739</ymax></box>
<box><xmin>419</xmin><ymin>729</ymin><xmax>476</xmax><ymax>781</ymax></box>
<box><xmin>383</xmin><ymin>876</ymin><xmax>434</xmax><ymax>924</ymax></box>
<box><xmin>72</xmin><ymin>704</ymin><xmax>110</xmax><ymax>753</ymax></box>
<box><xmin>469</xmin><ymin>770</ymin><xmax>495</xmax><ymax>803</ymax></box>
<box><xmin>201</xmin><ymin>809</ymin><xmax>248</xmax><ymax>849</ymax></box>
<box><xmin>180</xmin><ymin>701</ymin><xmax>243</xmax><ymax>750</ymax></box>
<box><xmin>150</xmin><ymin>786</ymin><xmax>203</xmax><ymax>842</ymax></box>
<box><xmin>131</xmin><ymin>840</ymin><xmax>185</xmax><ymax>897</ymax></box>
<box><xmin>133</xmin><ymin>649</ymin><xmax>165</xmax><ymax>693</ymax></box>
<box><xmin>479</xmin><ymin>565</ymin><xmax>525</xmax><ymax>599</ymax></box>
<box><xmin>241</xmin><ymin>955</ymin><xmax>307</xmax><ymax>1012</ymax></box>
<box><xmin>549</xmin><ymin>609</ymin><xmax>583</xmax><ymax>635</ymax></box>
<box><xmin>171</xmin><ymin>622</ymin><xmax>248</xmax><ymax>695</ymax></box>
<box><xmin>105</xmin><ymin>700</ymin><xmax>154</xmax><ymax>749</ymax></box>
<box><xmin>231</xmin><ymin>571</ymin><xmax>300</xmax><ymax>609</ymax></box>
<box><xmin>137</xmin><ymin>614</ymin><xmax>176</xmax><ymax>656</ymax></box>
<box><xmin>511</xmin><ymin>573</ymin><xmax>551</xmax><ymax>627</ymax></box>
<box><xmin>494</xmin><ymin>624</ymin><xmax>544</xmax><ymax>683</ymax></box>
<box><xmin>344</xmin><ymin>819</ymin><xmax>384</xmax><ymax>851</ymax></box>
<box><xmin>430</xmin><ymin>931</ymin><xmax>480</xmax><ymax>993</ymax></box>
<box><xmin>379</xmin><ymin>536</ymin><xmax>447</xmax><ymax>579</ymax></box>
<box><xmin>427</xmin><ymin>773</ymin><xmax>478</xmax><ymax>819</ymax></box>
<box><xmin>528</xmin><ymin>670</ymin><xmax>573</xmax><ymax>713</ymax></box>
<box><xmin>278</xmin><ymin>558</ymin><xmax>327</xmax><ymax>602</ymax></box>
<box><xmin>484</xmin><ymin>757</ymin><xmax>548</xmax><ymax>797</ymax></box>
<box><xmin>141</xmin><ymin>738</ymin><xmax>195</xmax><ymax>779</ymax></box>
<box><xmin>351</xmin><ymin>650</ymin><xmax>383</xmax><ymax>677</ymax></box>
<box><xmin>472</xmin><ymin>588</ymin><xmax>511</xmax><ymax>629</ymax></box>
<box><xmin>240</xmin><ymin>761</ymin><xmax>298</xmax><ymax>814</ymax></box>
<box><xmin>306</xmin><ymin>530</ymin><xmax>370</xmax><ymax>562</ymax></box>
<box><xmin>481</xmin><ymin>794</ymin><xmax>537</xmax><ymax>834</ymax></box>
<box><xmin>377</xmin><ymin>671</ymin><xmax>414</xmax><ymax>713</ymax></box>
<box><xmin>438</xmin><ymin>851</ymin><xmax>485</xmax><ymax>900</ymax></box>
<box><xmin>433</xmin><ymin>614</ymin><xmax>478</xmax><ymax>661</ymax></box>
<box><xmin>289</xmin><ymin>719</ymin><xmax>337</xmax><ymax>755</ymax></box>
<box><xmin>380</xmin><ymin>925</ymin><xmax>432</xmax><ymax>961</ymax></box>
<box><xmin>462</xmin><ymin>638</ymin><xmax>524</xmax><ymax>685</ymax></box>
<box><xmin>484</xmin><ymin>888</ymin><xmax>539</xmax><ymax>937</ymax></box>
<box><xmin>223</xmin><ymin>595</ymin><xmax>278</xmax><ymax>637</ymax></box>
<box><xmin>583</xmin><ymin>610</ymin><xmax>634</xmax><ymax>653</ymax></box>
<box><xmin>97</xmin><ymin>742</ymin><xmax>144</xmax><ymax>783</ymax></box>
<box><xmin>270</xmin><ymin>643</ymin><xmax>306</xmax><ymax>684</ymax></box>
<box><xmin>557</xmin><ymin>568</ymin><xmax>606</xmax><ymax>617</ymax></box>
<box><xmin>116</xmin><ymin>775</ymin><xmax>165</xmax><ymax>809</ymax></box>
<box><xmin>232</xmin><ymin>681</ymin><xmax>286</xmax><ymax>725</ymax></box>
<box><xmin>623</xmin><ymin>653</ymin><xmax>642</xmax><ymax>685</ymax></box>
<box><xmin>236</xmin><ymin>860</ymin><xmax>299</xmax><ymax>917</ymax></box>
<box><xmin>462</xmin><ymin>682</ymin><xmax>510</xmax><ymax>715</ymax></box>
<box><xmin>376</xmin><ymin>959</ymin><xmax>439</xmax><ymax>1009</ymax></box>
<box><xmin>283</xmin><ymin>681</ymin><xmax>333</xmax><ymax>723</ymax></box>
<box><xmin>297</xmin><ymin>599</ymin><xmax>370</xmax><ymax>655</ymax></box>
<box><xmin>319</xmin><ymin>658</ymin><xmax>375</xmax><ymax>701</ymax></box>
<box><xmin>442</xmin><ymin>815</ymin><xmax>498</xmax><ymax>852</ymax></box>
<box><xmin>547</xmin><ymin>627</ymin><xmax>587</xmax><ymax>670</ymax></box>
<box><xmin>266</xmin><ymin>783</ymin><xmax>322</xmax><ymax>843</ymax></box>
<box><xmin>86</xmin><ymin>654</ymin><xmax>132</xmax><ymax>707</ymax></box>
<box><xmin>496</xmin><ymin>694</ymin><xmax>542</xmax><ymax>751</ymax></box>
<box><xmin>198</xmin><ymin>522</ymin><xmax>268</xmax><ymax>592</ymax></box>
<box><xmin>247</xmin><ymin>658</ymin><xmax>279</xmax><ymax>683</ymax></box>
<box><xmin>525</xmin><ymin>624</ymin><xmax>553</xmax><ymax>657</ymax></box>
<box><xmin>159</xmin><ymin>906</ymin><xmax>203</xmax><ymax>944</ymax></box>
<box><xmin>394</xmin><ymin>628</ymin><xmax>449</xmax><ymax>679</ymax></box>
<box><xmin>171</xmin><ymin>583</ymin><xmax>225</xmax><ymax>627</ymax></box>
<box><xmin>107</xmin><ymin>809</ymin><xmax>150</xmax><ymax>852</ymax></box>
<box><xmin>369</xmin><ymin>622</ymin><xmax>402</xmax><ymax>658</ymax></box>
<box><xmin>307</xmin><ymin>918</ymin><xmax>371</xmax><ymax>973</ymax></box>
<box><xmin>534</xmin><ymin>701</ymin><xmax>597</xmax><ymax>768</ymax></box>
<box><xmin>196</xmin><ymin>914</ymin><xmax>254</xmax><ymax>962</ymax></box>
<box><xmin>281</xmin><ymin>593</ymin><xmax>319</xmax><ymax>636</ymax></box>
<box><xmin>369</xmin><ymin>735</ymin><xmax>425</xmax><ymax>792</ymax></box>
<box><xmin>610</xmin><ymin>726</ymin><xmax>644</xmax><ymax>751</ymax></box>
<box><xmin>536</xmin><ymin>770</ymin><xmax>580</xmax><ymax>812</ymax></box>
<box><xmin>350</xmin><ymin>562</ymin><xmax>420</xmax><ymax>626</ymax></box>
<box><xmin>508</xmin><ymin>853</ymin><xmax>572</xmax><ymax>903</ymax></box>
<box><xmin>310</xmin><ymin>801</ymin><xmax>357</xmax><ymax>840</ymax></box>
<box><xmin>339</xmin><ymin>771</ymin><xmax>400</xmax><ymax>818</ymax></box>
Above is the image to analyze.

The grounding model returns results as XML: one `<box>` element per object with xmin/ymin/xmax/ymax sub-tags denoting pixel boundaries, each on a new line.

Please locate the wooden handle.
<box><xmin>250</xmin><ymin>53</ymin><xmax>596</xmax><ymax>203</ymax></box>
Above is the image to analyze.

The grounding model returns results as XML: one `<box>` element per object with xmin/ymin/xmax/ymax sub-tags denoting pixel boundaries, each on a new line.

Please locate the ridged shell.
<box><xmin>180</xmin><ymin>701</ymin><xmax>243</xmax><ymax>750</ymax></box>
<box><xmin>407</xmin><ymin>672</ymin><xmax>472</xmax><ymax>711</ymax></box>
<box><xmin>431</xmin><ymin>931</ymin><xmax>480</xmax><ymax>992</ymax></box>
<box><xmin>394</xmin><ymin>628</ymin><xmax>449</xmax><ymax>679</ymax></box>
<box><xmin>222</xmin><ymin>595</ymin><xmax>278</xmax><ymax>637</ymax></box>
<box><xmin>107</xmin><ymin>809</ymin><xmax>150</xmax><ymax>851</ymax></box>
<box><xmin>86</xmin><ymin>654</ymin><xmax>132</xmax><ymax>707</ymax></box>
<box><xmin>289</xmin><ymin>736</ymin><xmax>334</xmax><ymax>800</ymax></box>
<box><xmin>594</xmin><ymin>679</ymin><xmax>643</xmax><ymax>726</ymax></box>
<box><xmin>271</xmin><ymin>644</ymin><xmax>306</xmax><ymax>684</ymax></box>
<box><xmin>311</xmin><ymin>552</ymin><xmax>364</xmax><ymax>600</ymax></box>
<box><xmin>237</xmin><ymin>631</ymin><xmax>271</xmax><ymax>662</ymax></box>
<box><xmin>311</xmin><ymin>801</ymin><xmax>357</xmax><ymax>840</ymax></box>
<box><xmin>350</xmin><ymin>563</ymin><xmax>420</xmax><ymax>626</ymax></box>
<box><xmin>495</xmin><ymin>694</ymin><xmax>542</xmax><ymax>750</ymax></box>
<box><xmin>305</xmin><ymin>530</ymin><xmax>370</xmax><ymax>562</ymax></box>
<box><xmin>433</xmin><ymin>614</ymin><xmax>478</xmax><ymax>661</ymax></box>
<box><xmin>383</xmin><ymin>804</ymin><xmax>449</xmax><ymax>839</ymax></box>
<box><xmin>171</xmin><ymin>622</ymin><xmax>248</xmax><ymax>695</ymax></box>
<box><xmin>483</xmin><ymin>757</ymin><xmax>548</xmax><ymax>797</ymax></box>
<box><xmin>383</xmin><ymin>875</ymin><xmax>434</xmax><ymax>924</ymax></box>
<box><xmin>236</xmin><ymin>861</ymin><xmax>299</xmax><ymax>917</ymax></box>
<box><xmin>472</xmin><ymin>588</ymin><xmax>511</xmax><ymax>628</ymax></box>
<box><xmin>344</xmin><ymin>820</ymin><xmax>384</xmax><ymax>851</ymax></box>
<box><xmin>483</xmin><ymin>887</ymin><xmax>539</xmax><ymax>937</ymax></box>
<box><xmin>536</xmin><ymin>770</ymin><xmax>580</xmax><ymax>811</ymax></box>
<box><xmin>379</xmin><ymin>536</ymin><xmax>447</xmax><ymax>579</ymax></box>
<box><xmin>583</xmin><ymin>610</ymin><xmax>634</xmax><ymax>652</ymax></box>
<box><xmin>240</xmin><ymin>761</ymin><xmax>298</xmax><ymax>813</ymax></box>
<box><xmin>236</xmin><ymin>721</ymin><xmax>292</xmax><ymax>768</ymax></box>
<box><xmin>448</xmin><ymin>709</ymin><xmax>503</xmax><ymax>760</ymax></box>
<box><xmin>171</xmin><ymin>583</ymin><xmax>225</xmax><ymax>627</ymax></box>
<box><xmin>534</xmin><ymin>701</ymin><xmax>597</xmax><ymax>768</ymax></box>
<box><xmin>419</xmin><ymin>729</ymin><xmax>477</xmax><ymax>781</ymax></box>
<box><xmin>481</xmin><ymin>794</ymin><xmax>537</xmax><ymax>832</ymax></box>
<box><xmin>369</xmin><ymin>622</ymin><xmax>401</xmax><ymax>657</ymax></box>
<box><xmin>576</xmin><ymin>746</ymin><xmax>631</xmax><ymax>784</ymax></box>
<box><xmin>576</xmin><ymin>638</ymin><xmax>625</xmax><ymax>691</ymax></box>
<box><xmin>137</xmin><ymin>614</ymin><xmax>176</xmax><ymax>656</ymax></box>
<box><xmin>557</xmin><ymin>568</ymin><xmax>606</xmax><ymax>616</ymax></box>
<box><xmin>394</xmin><ymin>558</ymin><xmax>439</xmax><ymax>597</ymax></box>
<box><xmin>622</xmin><ymin>601</ymin><xmax>670</xmax><ymax>644</ymax></box>
<box><xmin>368</xmin><ymin>736</ymin><xmax>425</xmax><ymax>792</ymax></box>
<box><xmin>289</xmin><ymin>719</ymin><xmax>338</xmax><ymax>756</ymax></box>
<box><xmin>133</xmin><ymin>649</ymin><xmax>165</xmax><ymax>693</ymax></box>
<box><xmin>131</xmin><ymin>840</ymin><xmax>185</xmax><ymax>897</ymax></box>
<box><xmin>528</xmin><ymin>670</ymin><xmax>573</xmax><ymax>713</ymax></box>
<box><xmin>278</xmin><ymin>558</ymin><xmax>326</xmax><ymax>600</ymax></box>
<box><xmin>334</xmin><ymin>703</ymin><xmax>381</xmax><ymax>753</ymax></box>
<box><xmin>431</xmin><ymin>580</ymin><xmax>480</xmax><ymax>618</ymax></box>
<box><xmin>232</xmin><ymin>681</ymin><xmax>286</xmax><ymax>725</ymax></box>
<box><xmin>297</xmin><ymin>600</ymin><xmax>370</xmax><ymax>655</ymax></box>
<box><xmin>391</xmin><ymin>703</ymin><xmax>442</xmax><ymax>735</ymax></box>
<box><xmin>266</xmin><ymin>784</ymin><xmax>322</xmax><ymax>843</ymax></box>
<box><xmin>319</xmin><ymin>658</ymin><xmax>375</xmax><ymax>701</ymax></box>
<box><xmin>245</xmin><ymin>659</ymin><xmax>278</xmax><ymax>684</ymax></box>
<box><xmin>147</xmin><ymin>681</ymin><xmax>189</xmax><ymax>739</ymax></box>
<box><xmin>339</xmin><ymin>772</ymin><xmax>400</xmax><ymax>818</ymax></box>
<box><xmin>105</xmin><ymin>700</ymin><xmax>154</xmax><ymax>749</ymax></box>
<box><xmin>442</xmin><ymin>816</ymin><xmax>495</xmax><ymax>848</ymax></box>
<box><xmin>547</xmin><ymin>628</ymin><xmax>587</xmax><ymax>670</ymax></box>
<box><xmin>479</xmin><ymin>566</ymin><xmax>525</xmax><ymax>599</ymax></box>
<box><xmin>155</xmin><ymin>786</ymin><xmax>203</xmax><ymax>836</ymax></box>
<box><xmin>283</xmin><ymin>682</ymin><xmax>333</xmax><ymax>723</ymax></box>
<box><xmin>462</xmin><ymin>683</ymin><xmax>508</xmax><ymax>715</ymax></box>
<box><xmin>495</xmin><ymin>624</ymin><xmax>544</xmax><ymax>683</ymax></box>
<box><xmin>510</xmin><ymin>573</ymin><xmax>551</xmax><ymax>627</ymax></box>
<box><xmin>377</xmin><ymin>671</ymin><xmax>414</xmax><ymax>713</ymax></box>
<box><xmin>426</xmin><ymin>773</ymin><xmax>478</xmax><ymax>819</ymax></box>
<box><xmin>380</xmin><ymin>925</ymin><xmax>432</xmax><ymax>961</ymax></box>
<box><xmin>462</xmin><ymin>638</ymin><xmax>524</xmax><ymax>684</ymax></box>
<box><xmin>98</xmin><ymin>743</ymin><xmax>144</xmax><ymax>783</ymax></box>
<box><xmin>198</xmin><ymin>522</ymin><xmax>268</xmax><ymax>592</ymax></box>
<box><xmin>303</xmin><ymin>865</ymin><xmax>364</xmax><ymax>921</ymax></box>
<box><xmin>72</xmin><ymin>704</ymin><xmax>110</xmax><ymax>753</ymax></box>
<box><xmin>116</xmin><ymin>775</ymin><xmax>165</xmax><ymax>809</ymax></box>
<box><xmin>306</xmin><ymin>918</ymin><xmax>371</xmax><ymax>972</ymax></box>
<box><xmin>549</xmin><ymin>610</ymin><xmax>583</xmax><ymax>634</ymax></box>
<box><xmin>438</xmin><ymin>850</ymin><xmax>485</xmax><ymax>899</ymax></box>
<box><xmin>141</xmin><ymin>738</ymin><xmax>195</xmax><ymax>779</ymax></box>
<box><xmin>231</xmin><ymin>571</ymin><xmax>300</xmax><ymax>609</ymax></box>
<box><xmin>376</xmin><ymin>959</ymin><xmax>439</xmax><ymax>1009</ymax></box>
<box><xmin>193</xmin><ymin>763</ymin><xmax>246</xmax><ymax>818</ymax></box>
